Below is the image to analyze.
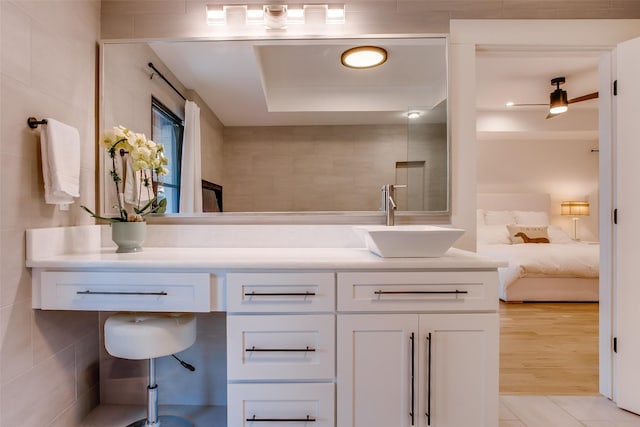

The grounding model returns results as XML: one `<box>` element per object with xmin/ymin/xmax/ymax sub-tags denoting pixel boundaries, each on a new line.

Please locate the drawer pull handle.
<box><xmin>245</xmin><ymin>346</ymin><xmax>316</xmax><ymax>352</ymax></box>
<box><xmin>247</xmin><ymin>415</ymin><xmax>316</xmax><ymax>422</ymax></box>
<box><xmin>76</xmin><ymin>290</ymin><xmax>168</xmax><ymax>296</ymax></box>
<box><xmin>374</xmin><ymin>290</ymin><xmax>468</xmax><ymax>296</ymax></box>
<box><xmin>244</xmin><ymin>291</ymin><xmax>316</xmax><ymax>297</ymax></box>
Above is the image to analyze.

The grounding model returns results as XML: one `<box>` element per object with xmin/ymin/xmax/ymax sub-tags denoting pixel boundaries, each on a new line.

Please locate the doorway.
<box><xmin>474</xmin><ymin>48</ymin><xmax>601</xmax><ymax>395</ymax></box>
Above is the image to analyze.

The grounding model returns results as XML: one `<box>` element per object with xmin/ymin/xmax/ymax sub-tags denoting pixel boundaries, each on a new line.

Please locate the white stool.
<box><xmin>105</xmin><ymin>312</ymin><xmax>197</xmax><ymax>427</ymax></box>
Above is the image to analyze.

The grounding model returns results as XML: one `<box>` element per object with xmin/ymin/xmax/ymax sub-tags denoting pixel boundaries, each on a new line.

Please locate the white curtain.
<box><xmin>179</xmin><ymin>100</ymin><xmax>203</xmax><ymax>213</ymax></box>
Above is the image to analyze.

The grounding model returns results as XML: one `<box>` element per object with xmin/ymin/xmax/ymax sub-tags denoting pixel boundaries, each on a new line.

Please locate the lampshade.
<box><xmin>341</xmin><ymin>46</ymin><xmax>387</xmax><ymax>69</ymax></box>
<box><xmin>561</xmin><ymin>201</ymin><xmax>590</xmax><ymax>216</ymax></box>
<box><xmin>549</xmin><ymin>88</ymin><xmax>568</xmax><ymax>114</ymax></box>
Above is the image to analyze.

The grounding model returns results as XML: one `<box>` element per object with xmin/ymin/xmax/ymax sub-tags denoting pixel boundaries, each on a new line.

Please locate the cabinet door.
<box><xmin>337</xmin><ymin>314</ymin><xmax>417</xmax><ymax>427</ymax></box>
<box><xmin>418</xmin><ymin>313</ymin><xmax>499</xmax><ymax>427</ymax></box>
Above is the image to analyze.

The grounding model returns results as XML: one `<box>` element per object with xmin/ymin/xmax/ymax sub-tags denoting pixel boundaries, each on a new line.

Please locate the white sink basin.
<box><xmin>355</xmin><ymin>225</ymin><xmax>465</xmax><ymax>258</ymax></box>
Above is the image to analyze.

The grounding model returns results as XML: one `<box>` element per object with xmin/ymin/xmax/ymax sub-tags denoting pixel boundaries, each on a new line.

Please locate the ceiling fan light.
<box><xmin>549</xmin><ymin>88</ymin><xmax>568</xmax><ymax>115</ymax></box>
<box><xmin>341</xmin><ymin>46</ymin><xmax>387</xmax><ymax>69</ymax></box>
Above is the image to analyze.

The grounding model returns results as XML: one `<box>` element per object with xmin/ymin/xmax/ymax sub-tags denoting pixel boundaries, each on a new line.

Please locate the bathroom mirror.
<box><xmin>100</xmin><ymin>36</ymin><xmax>449</xmax><ymax>219</ymax></box>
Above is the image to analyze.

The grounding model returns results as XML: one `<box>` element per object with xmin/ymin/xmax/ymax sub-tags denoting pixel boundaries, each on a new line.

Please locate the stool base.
<box><xmin>127</xmin><ymin>415</ymin><xmax>194</xmax><ymax>427</ymax></box>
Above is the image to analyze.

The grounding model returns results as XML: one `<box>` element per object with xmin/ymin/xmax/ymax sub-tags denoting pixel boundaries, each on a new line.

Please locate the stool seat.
<box><xmin>105</xmin><ymin>312</ymin><xmax>196</xmax><ymax>360</ymax></box>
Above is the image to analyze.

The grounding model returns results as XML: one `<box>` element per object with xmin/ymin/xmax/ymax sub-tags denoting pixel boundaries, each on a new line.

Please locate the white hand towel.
<box><xmin>40</xmin><ymin>118</ymin><xmax>81</xmax><ymax>205</ymax></box>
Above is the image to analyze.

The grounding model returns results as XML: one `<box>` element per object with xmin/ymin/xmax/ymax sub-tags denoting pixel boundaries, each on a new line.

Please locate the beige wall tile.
<box><xmin>0</xmin><ymin>1</ymin><xmax>100</xmax><ymax>423</ymax></box>
<box><xmin>0</xmin><ymin>300</ymin><xmax>33</xmax><ymax>383</ymax></box>
<box><xmin>32</xmin><ymin>310</ymin><xmax>97</xmax><ymax>365</ymax></box>
<box><xmin>1</xmin><ymin>346</ymin><xmax>75</xmax><ymax>427</ymax></box>
<box><xmin>222</xmin><ymin>125</ymin><xmax>406</xmax><ymax>212</ymax></box>
<box><xmin>0</xmin><ymin>228</ymin><xmax>31</xmax><ymax>308</ymax></box>
<box><xmin>0</xmin><ymin>2</ymin><xmax>31</xmax><ymax>86</ymax></box>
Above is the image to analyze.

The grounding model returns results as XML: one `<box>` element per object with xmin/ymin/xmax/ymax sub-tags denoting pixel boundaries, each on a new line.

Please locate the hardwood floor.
<box><xmin>500</xmin><ymin>301</ymin><xmax>599</xmax><ymax>395</ymax></box>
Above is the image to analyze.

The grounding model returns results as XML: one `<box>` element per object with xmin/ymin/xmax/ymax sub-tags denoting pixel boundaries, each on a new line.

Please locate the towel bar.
<box><xmin>27</xmin><ymin>117</ymin><xmax>47</xmax><ymax>129</ymax></box>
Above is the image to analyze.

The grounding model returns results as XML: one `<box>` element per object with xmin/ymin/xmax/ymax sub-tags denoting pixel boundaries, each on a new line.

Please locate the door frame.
<box><xmin>449</xmin><ymin>18</ymin><xmax>640</xmax><ymax>398</ymax></box>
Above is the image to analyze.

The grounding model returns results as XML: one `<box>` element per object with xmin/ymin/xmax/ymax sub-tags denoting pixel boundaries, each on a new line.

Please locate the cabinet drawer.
<box><xmin>226</xmin><ymin>272</ymin><xmax>335</xmax><ymax>313</ymax></box>
<box><xmin>228</xmin><ymin>383</ymin><xmax>334</xmax><ymax>427</ymax></box>
<box><xmin>228</xmin><ymin>314</ymin><xmax>335</xmax><ymax>380</ymax></box>
<box><xmin>337</xmin><ymin>271</ymin><xmax>498</xmax><ymax>312</ymax></box>
<box><xmin>40</xmin><ymin>272</ymin><xmax>211</xmax><ymax>312</ymax></box>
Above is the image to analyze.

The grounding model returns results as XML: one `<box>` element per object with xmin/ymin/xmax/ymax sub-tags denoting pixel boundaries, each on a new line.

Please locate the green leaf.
<box><xmin>80</xmin><ymin>205</ymin><xmax>125</xmax><ymax>223</ymax></box>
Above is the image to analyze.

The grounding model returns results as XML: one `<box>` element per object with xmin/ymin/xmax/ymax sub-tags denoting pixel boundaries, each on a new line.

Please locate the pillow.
<box><xmin>506</xmin><ymin>224</ymin><xmax>550</xmax><ymax>244</ymax></box>
<box><xmin>547</xmin><ymin>225</ymin><xmax>574</xmax><ymax>243</ymax></box>
<box><xmin>485</xmin><ymin>210</ymin><xmax>516</xmax><ymax>226</ymax></box>
<box><xmin>514</xmin><ymin>210</ymin><xmax>550</xmax><ymax>226</ymax></box>
<box><xmin>477</xmin><ymin>225</ymin><xmax>511</xmax><ymax>245</ymax></box>
<box><xmin>476</xmin><ymin>209</ymin><xmax>486</xmax><ymax>226</ymax></box>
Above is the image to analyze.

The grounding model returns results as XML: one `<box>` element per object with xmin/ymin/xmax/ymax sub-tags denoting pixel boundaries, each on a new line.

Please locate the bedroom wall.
<box><xmin>476</xmin><ymin>136</ymin><xmax>599</xmax><ymax>241</ymax></box>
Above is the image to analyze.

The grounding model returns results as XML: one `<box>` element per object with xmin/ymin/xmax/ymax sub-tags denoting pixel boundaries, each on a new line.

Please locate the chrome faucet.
<box><xmin>381</xmin><ymin>184</ymin><xmax>405</xmax><ymax>226</ymax></box>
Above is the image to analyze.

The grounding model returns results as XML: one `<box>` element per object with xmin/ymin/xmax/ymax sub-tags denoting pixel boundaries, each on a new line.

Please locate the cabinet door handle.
<box><xmin>246</xmin><ymin>415</ymin><xmax>316</xmax><ymax>422</ymax></box>
<box><xmin>245</xmin><ymin>346</ymin><xmax>316</xmax><ymax>352</ymax></box>
<box><xmin>426</xmin><ymin>332</ymin><xmax>432</xmax><ymax>426</ymax></box>
<box><xmin>410</xmin><ymin>332</ymin><xmax>415</xmax><ymax>426</ymax></box>
<box><xmin>374</xmin><ymin>290</ymin><xmax>468</xmax><ymax>296</ymax></box>
<box><xmin>244</xmin><ymin>291</ymin><xmax>316</xmax><ymax>297</ymax></box>
<box><xmin>76</xmin><ymin>290</ymin><xmax>168</xmax><ymax>296</ymax></box>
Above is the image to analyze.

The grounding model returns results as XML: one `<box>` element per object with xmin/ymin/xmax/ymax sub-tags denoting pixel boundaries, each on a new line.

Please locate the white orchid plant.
<box><xmin>82</xmin><ymin>125</ymin><xmax>169</xmax><ymax>222</ymax></box>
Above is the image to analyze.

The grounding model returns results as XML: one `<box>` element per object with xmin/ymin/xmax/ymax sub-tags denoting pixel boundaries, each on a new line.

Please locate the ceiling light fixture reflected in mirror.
<box><xmin>407</xmin><ymin>111</ymin><xmax>421</xmax><ymax>119</ymax></box>
<box><xmin>341</xmin><ymin>46</ymin><xmax>388</xmax><ymax>69</ymax></box>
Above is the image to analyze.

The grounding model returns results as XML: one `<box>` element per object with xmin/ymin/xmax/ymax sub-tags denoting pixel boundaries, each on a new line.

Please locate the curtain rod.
<box><xmin>148</xmin><ymin>62</ymin><xmax>186</xmax><ymax>101</ymax></box>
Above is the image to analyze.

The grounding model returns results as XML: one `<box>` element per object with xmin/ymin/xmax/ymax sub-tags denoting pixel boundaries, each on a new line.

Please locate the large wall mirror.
<box><xmin>100</xmin><ymin>37</ymin><xmax>449</xmax><ymax>220</ymax></box>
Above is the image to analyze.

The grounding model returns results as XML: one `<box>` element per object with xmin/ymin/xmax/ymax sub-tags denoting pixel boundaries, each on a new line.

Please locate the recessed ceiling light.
<box><xmin>505</xmin><ymin>101</ymin><xmax>515</xmax><ymax>107</ymax></box>
<box><xmin>341</xmin><ymin>46</ymin><xmax>387</xmax><ymax>69</ymax></box>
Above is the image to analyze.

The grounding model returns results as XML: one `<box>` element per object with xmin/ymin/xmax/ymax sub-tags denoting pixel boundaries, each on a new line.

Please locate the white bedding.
<box><xmin>477</xmin><ymin>241</ymin><xmax>599</xmax><ymax>293</ymax></box>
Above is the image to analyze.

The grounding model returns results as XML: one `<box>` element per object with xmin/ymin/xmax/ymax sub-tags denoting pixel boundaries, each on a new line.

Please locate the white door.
<box><xmin>418</xmin><ymin>314</ymin><xmax>499</xmax><ymax>427</ymax></box>
<box><xmin>615</xmin><ymin>35</ymin><xmax>640</xmax><ymax>415</ymax></box>
<box><xmin>337</xmin><ymin>314</ymin><xmax>416</xmax><ymax>427</ymax></box>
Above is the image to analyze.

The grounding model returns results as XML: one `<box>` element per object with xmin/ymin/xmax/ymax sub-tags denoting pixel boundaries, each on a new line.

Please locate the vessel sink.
<box><xmin>355</xmin><ymin>225</ymin><xmax>465</xmax><ymax>258</ymax></box>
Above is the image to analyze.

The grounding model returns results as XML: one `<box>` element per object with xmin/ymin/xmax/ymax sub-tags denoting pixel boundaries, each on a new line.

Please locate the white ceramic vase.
<box><xmin>111</xmin><ymin>221</ymin><xmax>146</xmax><ymax>253</ymax></box>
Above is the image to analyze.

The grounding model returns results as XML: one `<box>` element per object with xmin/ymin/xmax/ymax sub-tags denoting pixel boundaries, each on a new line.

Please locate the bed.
<box><xmin>476</xmin><ymin>193</ymin><xmax>599</xmax><ymax>302</ymax></box>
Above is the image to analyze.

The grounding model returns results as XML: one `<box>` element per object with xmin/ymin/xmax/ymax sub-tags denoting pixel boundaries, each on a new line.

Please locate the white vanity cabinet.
<box><xmin>336</xmin><ymin>272</ymin><xmax>499</xmax><ymax>427</ymax></box>
<box><xmin>225</xmin><ymin>272</ymin><xmax>336</xmax><ymax>427</ymax></box>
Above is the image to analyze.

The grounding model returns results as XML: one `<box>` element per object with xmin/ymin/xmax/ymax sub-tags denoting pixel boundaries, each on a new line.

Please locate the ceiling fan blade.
<box><xmin>568</xmin><ymin>92</ymin><xmax>599</xmax><ymax>104</ymax></box>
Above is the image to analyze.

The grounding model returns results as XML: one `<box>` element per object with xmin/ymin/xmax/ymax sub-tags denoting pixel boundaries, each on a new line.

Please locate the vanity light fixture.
<box><xmin>206</xmin><ymin>5</ymin><xmax>227</xmax><ymax>25</ymax></box>
<box><xmin>326</xmin><ymin>5</ymin><xmax>346</xmax><ymax>24</ymax></box>
<box><xmin>208</xmin><ymin>3</ymin><xmax>343</xmax><ymax>27</ymax></box>
<box><xmin>286</xmin><ymin>5</ymin><xmax>305</xmax><ymax>24</ymax></box>
<box><xmin>246</xmin><ymin>6</ymin><xmax>265</xmax><ymax>24</ymax></box>
<box><xmin>341</xmin><ymin>46</ymin><xmax>388</xmax><ymax>69</ymax></box>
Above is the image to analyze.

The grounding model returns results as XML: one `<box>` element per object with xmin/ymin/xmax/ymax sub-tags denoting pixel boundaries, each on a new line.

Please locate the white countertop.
<box><xmin>26</xmin><ymin>247</ymin><xmax>505</xmax><ymax>271</ymax></box>
<box><xmin>25</xmin><ymin>224</ymin><xmax>507</xmax><ymax>271</ymax></box>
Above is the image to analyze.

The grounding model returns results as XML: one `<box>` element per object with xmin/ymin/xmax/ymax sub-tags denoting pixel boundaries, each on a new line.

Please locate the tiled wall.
<box><xmin>223</xmin><ymin>125</ymin><xmax>407</xmax><ymax>212</ymax></box>
<box><xmin>0</xmin><ymin>1</ymin><xmax>101</xmax><ymax>426</ymax></box>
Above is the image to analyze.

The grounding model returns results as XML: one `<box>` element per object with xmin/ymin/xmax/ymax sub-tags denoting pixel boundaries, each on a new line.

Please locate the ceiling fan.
<box><xmin>509</xmin><ymin>76</ymin><xmax>598</xmax><ymax>119</ymax></box>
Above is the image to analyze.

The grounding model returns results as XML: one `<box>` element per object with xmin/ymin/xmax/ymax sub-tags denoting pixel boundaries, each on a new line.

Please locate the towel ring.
<box><xmin>27</xmin><ymin>117</ymin><xmax>47</xmax><ymax>129</ymax></box>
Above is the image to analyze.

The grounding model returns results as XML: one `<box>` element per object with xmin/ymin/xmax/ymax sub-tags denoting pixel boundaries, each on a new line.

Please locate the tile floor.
<box><xmin>500</xmin><ymin>395</ymin><xmax>640</xmax><ymax>427</ymax></box>
<box><xmin>79</xmin><ymin>395</ymin><xmax>640</xmax><ymax>426</ymax></box>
